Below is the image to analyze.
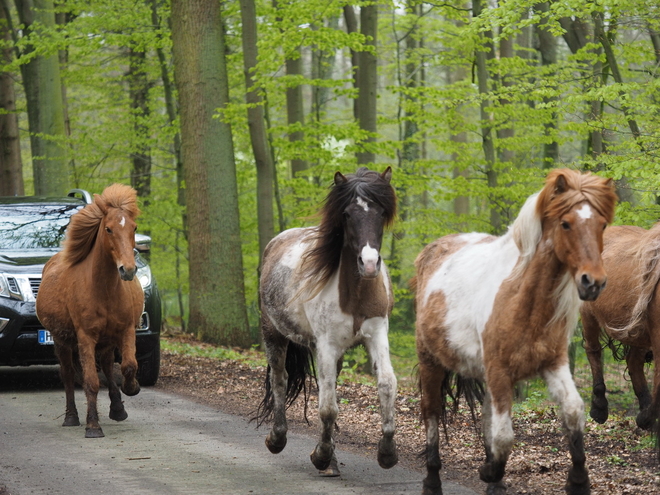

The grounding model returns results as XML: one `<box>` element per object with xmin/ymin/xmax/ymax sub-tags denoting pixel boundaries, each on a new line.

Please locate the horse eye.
<box><xmin>561</xmin><ymin>221</ymin><xmax>570</xmax><ymax>231</ymax></box>
<box><xmin>105</xmin><ymin>227</ymin><xmax>112</xmax><ymax>234</ymax></box>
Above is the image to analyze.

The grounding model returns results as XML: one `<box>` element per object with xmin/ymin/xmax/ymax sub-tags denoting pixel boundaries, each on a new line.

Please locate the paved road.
<box><xmin>0</xmin><ymin>367</ymin><xmax>477</xmax><ymax>495</ymax></box>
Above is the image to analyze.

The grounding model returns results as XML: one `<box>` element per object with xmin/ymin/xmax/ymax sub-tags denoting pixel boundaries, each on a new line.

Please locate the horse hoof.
<box><xmin>121</xmin><ymin>381</ymin><xmax>140</xmax><ymax>397</ymax></box>
<box><xmin>265</xmin><ymin>432</ymin><xmax>287</xmax><ymax>454</ymax></box>
<box><xmin>565</xmin><ymin>466</ymin><xmax>590</xmax><ymax>494</ymax></box>
<box><xmin>486</xmin><ymin>481</ymin><xmax>507</xmax><ymax>495</ymax></box>
<box><xmin>479</xmin><ymin>461</ymin><xmax>505</xmax><ymax>484</ymax></box>
<box><xmin>422</xmin><ymin>477</ymin><xmax>442</xmax><ymax>495</ymax></box>
<box><xmin>310</xmin><ymin>443</ymin><xmax>333</xmax><ymax>471</ymax></box>
<box><xmin>319</xmin><ymin>456</ymin><xmax>340</xmax><ymax>477</ymax></box>
<box><xmin>109</xmin><ymin>407</ymin><xmax>128</xmax><ymax>422</ymax></box>
<box><xmin>85</xmin><ymin>427</ymin><xmax>104</xmax><ymax>438</ymax></box>
<box><xmin>377</xmin><ymin>436</ymin><xmax>398</xmax><ymax>469</ymax></box>
<box><xmin>589</xmin><ymin>406</ymin><xmax>607</xmax><ymax>424</ymax></box>
<box><xmin>62</xmin><ymin>415</ymin><xmax>80</xmax><ymax>427</ymax></box>
<box><xmin>635</xmin><ymin>409</ymin><xmax>654</xmax><ymax>431</ymax></box>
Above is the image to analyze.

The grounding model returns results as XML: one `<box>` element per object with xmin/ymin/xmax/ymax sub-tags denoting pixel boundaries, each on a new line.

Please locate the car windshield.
<box><xmin>0</xmin><ymin>204</ymin><xmax>82</xmax><ymax>249</ymax></box>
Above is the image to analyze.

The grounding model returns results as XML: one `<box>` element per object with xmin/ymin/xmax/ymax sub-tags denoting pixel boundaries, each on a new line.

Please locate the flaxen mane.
<box><xmin>62</xmin><ymin>183</ymin><xmax>140</xmax><ymax>266</ymax></box>
<box><xmin>300</xmin><ymin>167</ymin><xmax>396</xmax><ymax>294</ymax></box>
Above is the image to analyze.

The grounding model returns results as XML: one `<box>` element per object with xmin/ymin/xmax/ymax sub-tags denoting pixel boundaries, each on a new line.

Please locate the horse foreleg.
<box><xmin>542</xmin><ymin>364</ymin><xmax>590</xmax><ymax>495</ymax></box>
<box><xmin>479</xmin><ymin>379</ymin><xmax>513</xmax><ymax>494</ymax></box>
<box><xmin>626</xmin><ymin>346</ymin><xmax>653</xmax><ymax>430</ymax></box>
<box><xmin>582</xmin><ymin>311</ymin><xmax>608</xmax><ymax>424</ymax></box>
<box><xmin>364</xmin><ymin>321</ymin><xmax>398</xmax><ymax>469</ymax></box>
<box><xmin>55</xmin><ymin>342</ymin><xmax>80</xmax><ymax>427</ymax></box>
<box><xmin>77</xmin><ymin>333</ymin><xmax>103</xmax><ymax>438</ymax></box>
<box><xmin>99</xmin><ymin>348</ymin><xmax>128</xmax><ymax>422</ymax></box>
<box><xmin>119</xmin><ymin>326</ymin><xmax>140</xmax><ymax>396</ymax></box>
<box><xmin>418</xmin><ymin>352</ymin><xmax>446</xmax><ymax>495</ymax></box>
<box><xmin>310</xmin><ymin>344</ymin><xmax>340</xmax><ymax>472</ymax></box>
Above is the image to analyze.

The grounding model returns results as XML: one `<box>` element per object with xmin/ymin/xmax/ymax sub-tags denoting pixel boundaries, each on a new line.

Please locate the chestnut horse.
<box><xmin>36</xmin><ymin>184</ymin><xmax>144</xmax><ymax>438</ymax></box>
<box><xmin>581</xmin><ymin>222</ymin><xmax>660</xmax><ymax>442</ymax></box>
<box><xmin>413</xmin><ymin>169</ymin><xmax>616</xmax><ymax>494</ymax></box>
<box><xmin>255</xmin><ymin>167</ymin><xmax>398</xmax><ymax>476</ymax></box>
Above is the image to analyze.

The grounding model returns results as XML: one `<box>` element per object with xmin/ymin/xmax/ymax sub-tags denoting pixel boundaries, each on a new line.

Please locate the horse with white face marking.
<box><xmin>255</xmin><ymin>167</ymin><xmax>398</xmax><ymax>475</ymax></box>
<box><xmin>413</xmin><ymin>169</ymin><xmax>617</xmax><ymax>495</ymax></box>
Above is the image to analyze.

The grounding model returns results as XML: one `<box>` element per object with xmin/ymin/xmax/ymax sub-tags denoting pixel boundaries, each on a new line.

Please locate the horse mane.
<box><xmin>509</xmin><ymin>168</ymin><xmax>616</xmax><ymax>281</ymax></box>
<box><xmin>609</xmin><ymin>222</ymin><xmax>660</xmax><ymax>339</ymax></box>
<box><xmin>300</xmin><ymin>167</ymin><xmax>396</xmax><ymax>297</ymax></box>
<box><xmin>62</xmin><ymin>183</ymin><xmax>140</xmax><ymax>266</ymax></box>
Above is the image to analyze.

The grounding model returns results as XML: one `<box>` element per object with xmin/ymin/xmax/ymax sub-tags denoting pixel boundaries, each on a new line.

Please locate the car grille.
<box><xmin>29</xmin><ymin>278</ymin><xmax>41</xmax><ymax>297</ymax></box>
<box><xmin>7</xmin><ymin>277</ymin><xmax>18</xmax><ymax>293</ymax></box>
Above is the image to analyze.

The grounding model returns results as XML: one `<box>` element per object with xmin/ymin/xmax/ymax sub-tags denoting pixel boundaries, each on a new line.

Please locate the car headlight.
<box><xmin>136</xmin><ymin>264</ymin><xmax>152</xmax><ymax>289</ymax></box>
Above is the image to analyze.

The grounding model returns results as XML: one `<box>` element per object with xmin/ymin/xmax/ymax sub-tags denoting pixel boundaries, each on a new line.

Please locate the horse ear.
<box><xmin>93</xmin><ymin>194</ymin><xmax>108</xmax><ymax>214</ymax></box>
<box><xmin>334</xmin><ymin>171</ymin><xmax>347</xmax><ymax>185</ymax></box>
<box><xmin>381</xmin><ymin>166</ymin><xmax>392</xmax><ymax>184</ymax></box>
<box><xmin>554</xmin><ymin>173</ymin><xmax>568</xmax><ymax>194</ymax></box>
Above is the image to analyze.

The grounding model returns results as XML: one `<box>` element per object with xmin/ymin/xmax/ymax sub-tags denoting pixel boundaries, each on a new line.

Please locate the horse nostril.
<box><xmin>581</xmin><ymin>273</ymin><xmax>593</xmax><ymax>288</ymax></box>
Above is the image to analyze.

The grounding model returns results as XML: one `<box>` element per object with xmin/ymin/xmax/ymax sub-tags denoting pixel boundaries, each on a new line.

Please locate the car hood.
<box><xmin>0</xmin><ymin>249</ymin><xmax>58</xmax><ymax>274</ymax></box>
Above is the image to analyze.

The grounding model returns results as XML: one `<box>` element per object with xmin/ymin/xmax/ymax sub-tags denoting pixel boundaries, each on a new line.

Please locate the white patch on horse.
<box><xmin>356</xmin><ymin>196</ymin><xmax>369</xmax><ymax>211</ymax></box>
<box><xmin>119</xmin><ymin>216</ymin><xmax>126</xmax><ymax>228</ymax></box>
<box><xmin>490</xmin><ymin>406</ymin><xmax>514</xmax><ymax>459</ymax></box>
<box><xmin>542</xmin><ymin>365</ymin><xmax>585</xmax><ymax>433</ymax></box>
<box><xmin>576</xmin><ymin>204</ymin><xmax>593</xmax><ymax>220</ymax></box>
<box><xmin>421</xmin><ymin>231</ymin><xmax>520</xmax><ymax>378</ymax></box>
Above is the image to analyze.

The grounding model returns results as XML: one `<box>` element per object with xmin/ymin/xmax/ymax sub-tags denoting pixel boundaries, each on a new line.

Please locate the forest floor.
<box><xmin>155</xmin><ymin>334</ymin><xmax>660</xmax><ymax>495</ymax></box>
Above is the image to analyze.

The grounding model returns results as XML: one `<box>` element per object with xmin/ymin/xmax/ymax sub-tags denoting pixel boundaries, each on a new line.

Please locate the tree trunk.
<box><xmin>128</xmin><ymin>48</ymin><xmax>152</xmax><ymax>203</ymax></box>
<box><xmin>343</xmin><ymin>5</ymin><xmax>359</xmax><ymax>121</ymax></box>
<box><xmin>534</xmin><ymin>2</ymin><xmax>558</xmax><ymax>167</ymax></box>
<box><xmin>240</xmin><ymin>0</ymin><xmax>275</xmax><ymax>260</ymax></box>
<box><xmin>15</xmin><ymin>0</ymin><xmax>68</xmax><ymax>196</ymax></box>
<box><xmin>171</xmin><ymin>0</ymin><xmax>251</xmax><ymax>347</ymax></box>
<box><xmin>356</xmin><ymin>3</ymin><xmax>377</xmax><ymax>165</ymax></box>
<box><xmin>472</xmin><ymin>0</ymin><xmax>501</xmax><ymax>233</ymax></box>
<box><xmin>0</xmin><ymin>3</ymin><xmax>23</xmax><ymax>196</ymax></box>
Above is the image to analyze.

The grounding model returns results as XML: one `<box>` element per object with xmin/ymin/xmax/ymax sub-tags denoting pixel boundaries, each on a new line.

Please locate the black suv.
<box><xmin>0</xmin><ymin>189</ymin><xmax>161</xmax><ymax>385</ymax></box>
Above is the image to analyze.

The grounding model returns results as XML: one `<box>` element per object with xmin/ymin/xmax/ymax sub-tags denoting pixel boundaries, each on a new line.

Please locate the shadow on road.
<box><xmin>0</xmin><ymin>365</ymin><xmax>63</xmax><ymax>391</ymax></box>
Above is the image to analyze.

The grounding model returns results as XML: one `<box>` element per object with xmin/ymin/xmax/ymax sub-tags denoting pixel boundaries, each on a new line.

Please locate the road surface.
<box><xmin>0</xmin><ymin>366</ymin><xmax>477</xmax><ymax>495</ymax></box>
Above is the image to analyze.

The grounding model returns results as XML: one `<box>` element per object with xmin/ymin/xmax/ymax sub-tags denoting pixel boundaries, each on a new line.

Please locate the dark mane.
<box><xmin>62</xmin><ymin>183</ymin><xmax>140</xmax><ymax>266</ymax></box>
<box><xmin>301</xmin><ymin>167</ymin><xmax>396</xmax><ymax>291</ymax></box>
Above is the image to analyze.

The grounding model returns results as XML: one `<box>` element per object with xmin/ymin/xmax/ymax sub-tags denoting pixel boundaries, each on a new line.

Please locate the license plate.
<box><xmin>38</xmin><ymin>329</ymin><xmax>54</xmax><ymax>345</ymax></box>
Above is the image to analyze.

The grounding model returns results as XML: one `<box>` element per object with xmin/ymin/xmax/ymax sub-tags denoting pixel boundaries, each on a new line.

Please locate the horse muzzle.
<box><xmin>577</xmin><ymin>273</ymin><xmax>606</xmax><ymax>301</ymax></box>
<box><xmin>118</xmin><ymin>265</ymin><xmax>137</xmax><ymax>281</ymax></box>
<box><xmin>358</xmin><ymin>255</ymin><xmax>381</xmax><ymax>279</ymax></box>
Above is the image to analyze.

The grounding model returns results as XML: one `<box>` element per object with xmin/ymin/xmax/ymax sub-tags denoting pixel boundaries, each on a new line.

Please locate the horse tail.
<box><xmin>253</xmin><ymin>341</ymin><xmax>316</xmax><ymax>427</ymax></box>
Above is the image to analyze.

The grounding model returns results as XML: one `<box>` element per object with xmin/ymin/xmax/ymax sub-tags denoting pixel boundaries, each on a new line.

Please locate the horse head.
<box><xmin>94</xmin><ymin>185</ymin><xmax>140</xmax><ymax>281</ymax></box>
<box><xmin>334</xmin><ymin>167</ymin><xmax>395</xmax><ymax>279</ymax></box>
<box><xmin>537</xmin><ymin>169</ymin><xmax>617</xmax><ymax>301</ymax></box>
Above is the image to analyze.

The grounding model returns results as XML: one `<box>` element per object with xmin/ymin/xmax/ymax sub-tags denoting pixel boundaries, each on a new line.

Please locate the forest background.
<box><xmin>1</xmin><ymin>0</ymin><xmax>659</xmax><ymax>346</ymax></box>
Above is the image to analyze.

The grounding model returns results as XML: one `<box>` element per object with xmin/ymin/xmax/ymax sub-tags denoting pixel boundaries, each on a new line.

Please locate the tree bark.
<box><xmin>343</xmin><ymin>5</ymin><xmax>359</xmax><ymax>121</ymax></box>
<box><xmin>534</xmin><ymin>2</ymin><xmax>558</xmax><ymax>167</ymax></box>
<box><xmin>171</xmin><ymin>0</ymin><xmax>250</xmax><ymax>347</ymax></box>
<box><xmin>15</xmin><ymin>0</ymin><xmax>68</xmax><ymax>196</ymax></box>
<box><xmin>128</xmin><ymin>48</ymin><xmax>152</xmax><ymax>203</ymax></box>
<box><xmin>0</xmin><ymin>3</ymin><xmax>23</xmax><ymax>196</ymax></box>
<box><xmin>240</xmin><ymin>0</ymin><xmax>275</xmax><ymax>260</ymax></box>
<box><xmin>357</xmin><ymin>3</ymin><xmax>377</xmax><ymax>165</ymax></box>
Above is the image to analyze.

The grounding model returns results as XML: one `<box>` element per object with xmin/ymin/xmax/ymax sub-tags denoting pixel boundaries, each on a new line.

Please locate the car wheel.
<box><xmin>137</xmin><ymin>339</ymin><xmax>160</xmax><ymax>386</ymax></box>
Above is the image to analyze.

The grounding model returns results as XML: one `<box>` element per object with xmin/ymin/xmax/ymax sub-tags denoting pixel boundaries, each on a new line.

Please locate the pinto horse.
<box><xmin>413</xmin><ymin>169</ymin><xmax>616</xmax><ymax>494</ymax></box>
<box><xmin>581</xmin><ymin>222</ymin><xmax>660</xmax><ymax>442</ymax></box>
<box><xmin>255</xmin><ymin>167</ymin><xmax>398</xmax><ymax>475</ymax></box>
<box><xmin>36</xmin><ymin>184</ymin><xmax>144</xmax><ymax>438</ymax></box>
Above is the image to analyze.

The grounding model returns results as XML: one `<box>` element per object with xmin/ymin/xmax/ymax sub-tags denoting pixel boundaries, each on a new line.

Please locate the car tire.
<box><xmin>136</xmin><ymin>339</ymin><xmax>160</xmax><ymax>386</ymax></box>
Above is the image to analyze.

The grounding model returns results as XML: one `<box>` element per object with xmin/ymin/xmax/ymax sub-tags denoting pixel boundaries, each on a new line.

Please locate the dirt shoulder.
<box><xmin>155</xmin><ymin>338</ymin><xmax>660</xmax><ymax>495</ymax></box>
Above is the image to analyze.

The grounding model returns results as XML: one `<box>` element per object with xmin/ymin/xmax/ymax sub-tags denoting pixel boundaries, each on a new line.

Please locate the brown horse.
<box><xmin>36</xmin><ymin>184</ymin><xmax>144</xmax><ymax>438</ymax></box>
<box><xmin>581</xmin><ymin>222</ymin><xmax>660</xmax><ymax>441</ymax></box>
<box><xmin>413</xmin><ymin>169</ymin><xmax>616</xmax><ymax>495</ymax></box>
<box><xmin>255</xmin><ymin>167</ymin><xmax>398</xmax><ymax>476</ymax></box>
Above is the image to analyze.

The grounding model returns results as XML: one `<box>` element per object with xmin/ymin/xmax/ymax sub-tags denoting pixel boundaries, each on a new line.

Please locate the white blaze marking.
<box><xmin>120</xmin><ymin>216</ymin><xmax>126</xmax><ymax>228</ymax></box>
<box><xmin>576</xmin><ymin>204</ymin><xmax>593</xmax><ymax>220</ymax></box>
<box><xmin>356</xmin><ymin>196</ymin><xmax>369</xmax><ymax>211</ymax></box>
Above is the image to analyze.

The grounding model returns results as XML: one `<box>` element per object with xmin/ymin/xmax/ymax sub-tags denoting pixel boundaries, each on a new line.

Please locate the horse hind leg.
<box><xmin>626</xmin><ymin>346</ymin><xmax>653</xmax><ymax>430</ymax></box>
<box><xmin>77</xmin><ymin>333</ymin><xmax>104</xmax><ymax>438</ymax></box>
<box><xmin>582</xmin><ymin>311</ymin><xmax>608</xmax><ymax>424</ymax></box>
<box><xmin>260</xmin><ymin>320</ymin><xmax>289</xmax><ymax>455</ymax></box>
<box><xmin>542</xmin><ymin>365</ymin><xmax>590</xmax><ymax>495</ymax></box>
<box><xmin>417</xmin><ymin>351</ymin><xmax>446</xmax><ymax>495</ymax></box>
<box><xmin>99</xmin><ymin>348</ymin><xmax>128</xmax><ymax>422</ymax></box>
<box><xmin>55</xmin><ymin>342</ymin><xmax>80</xmax><ymax>427</ymax></box>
